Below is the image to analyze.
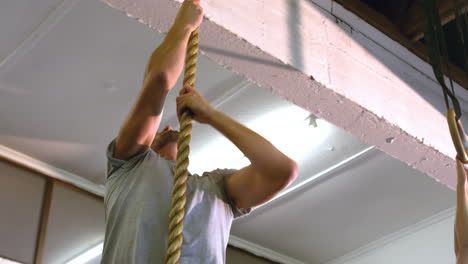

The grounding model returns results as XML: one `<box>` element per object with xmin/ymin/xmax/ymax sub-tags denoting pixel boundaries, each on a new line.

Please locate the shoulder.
<box><xmin>192</xmin><ymin>168</ymin><xmax>251</xmax><ymax>218</ymax></box>
<box><xmin>106</xmin><ymin>139</ymin><xmax>159</xmax><ymax>178</ymax></box>
<box><xmin>188</xmin><ymin>168</ymin><xmax>234</xmax><ymax>197</ymax></box>
<box><xmin>201</xmin><ymin>168</ymin><xmax>237</xmax><ymax>181</ymax></box>
<box><xmin>192</xmin><ymin>168</ymin><xmax>236</xmax><ymax>189</ymax></box>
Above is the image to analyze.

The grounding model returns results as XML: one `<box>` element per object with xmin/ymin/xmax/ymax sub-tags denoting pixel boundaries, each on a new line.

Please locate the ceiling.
<box><xmin>0</xmin><ymin>0</ymin><xmax>458</xmax><ymax>263</ymax></box>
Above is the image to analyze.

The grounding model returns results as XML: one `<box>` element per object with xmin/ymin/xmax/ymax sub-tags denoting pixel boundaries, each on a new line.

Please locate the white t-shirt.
<box><xmin>101</xmin><ymin>140</ymin><xmax>250</xmax><ymax>264</ymax></box>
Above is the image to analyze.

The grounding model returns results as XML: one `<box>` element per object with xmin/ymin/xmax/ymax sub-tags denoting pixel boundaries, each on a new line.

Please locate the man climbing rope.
<box><xmin>455</xmin><ymin>159</ymin><xmax>468</xmax><ymax>264</ymax></box>
<box><xmin>101</xmin><ymin>0</ymin><xmax>298</xmax><ymax>263</ymax></box>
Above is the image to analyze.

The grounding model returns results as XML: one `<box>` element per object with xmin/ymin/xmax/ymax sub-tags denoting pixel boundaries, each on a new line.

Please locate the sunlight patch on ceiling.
<box><xmin>189</xmin><ymin>104</ymin><xmax>331</xmax><ymax>175</ymax></box>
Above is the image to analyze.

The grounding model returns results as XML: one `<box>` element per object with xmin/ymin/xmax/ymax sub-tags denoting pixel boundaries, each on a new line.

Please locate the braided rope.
<box><xmin>164</xmin><ymin>28</ymin><xmax>199</xmax><ymax>264</ymax></box>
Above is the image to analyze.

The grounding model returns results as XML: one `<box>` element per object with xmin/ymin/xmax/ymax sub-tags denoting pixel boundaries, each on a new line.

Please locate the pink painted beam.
<box><xmin>101</xmin><ymin>0</ymin><xmax>466</xmax><ymax>189</ymax></box>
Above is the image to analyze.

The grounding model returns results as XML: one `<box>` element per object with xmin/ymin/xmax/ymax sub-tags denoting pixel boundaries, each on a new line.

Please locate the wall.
<box><xmin>327</xmin><ymin>209</ymin><xmax>456</xmax><ymax>264</ymax></box>
<box><xmin>0</xmin><ymin>159</ymin><xmax>274</xmax><ymax>264</ymax></box>
<box><xmin>0</xmin><ymin>159</ymin><xmax>105</xmax><ymax>264</ymax></box>
<box><xmin>227</xmin><ymin>246</ymin><xmax>276</xmax><ymax>264</ymax></box>
<box><xmin>0</xmin><ymin>159</ymin><xmax>45</xmax><ymax>264</ymax></box>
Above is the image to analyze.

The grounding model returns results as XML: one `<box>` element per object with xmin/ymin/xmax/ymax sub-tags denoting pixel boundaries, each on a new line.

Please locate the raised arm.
<box><xmin>176</xmin><ymin>86</ymin><xmax>298</xmax><ymax>209</ymax></box>
<box><xmin>456</xmin><ymin>159</ymin><xmax>468</xmax><ymax>264</ymax></box>
<box><xmin>113</xmin><ymin>0</ymin><xmax>203</xmax><ymax>160</ymax></box>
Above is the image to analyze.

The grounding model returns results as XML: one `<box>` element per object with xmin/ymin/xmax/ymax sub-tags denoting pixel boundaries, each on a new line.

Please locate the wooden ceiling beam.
<box><xmin>334</xmin><ymin>0</ymin><xmax>468</xmax><ymax>90</ymax></box>
<box><xmin>399</xmin><ymin>0</ymin><xmax>468</xmax><ymax>41</ymax></box>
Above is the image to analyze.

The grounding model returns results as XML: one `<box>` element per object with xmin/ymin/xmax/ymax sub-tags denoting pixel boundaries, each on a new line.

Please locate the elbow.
<box><xmin>154</xmin><ymin>71</ymin><xmax>170</xmax><ymax>91</ymax></box>
<box><xmin>277</xmin><ymin>159</ymin><xmax>298</xmax><ymax>189</ymax></box>
<box><xmin>145</xmin><ymin>70</ymin><xmax>171</xmax><ymax>92</ymax></box>
<box><xmin>459</xmin><ymin>244</ymin><xmax>468</xmax><ymax>254</ymax></box>
<box><xmin>287</xmin><ymin>160</ymin><xmax>299</xmax><ymax>185</ymax></box>
<box><xmin>457</xmin><ymin>247</ymin><xmax>468</xmax><ymax>261</ymax></box>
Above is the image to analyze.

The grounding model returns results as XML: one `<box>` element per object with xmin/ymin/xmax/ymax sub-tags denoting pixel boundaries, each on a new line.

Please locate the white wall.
<box><xmin>0</xmin><ymin>159</ymin><xmax>273</xmax><ymax>264</ymax></box>
<box><xmin>0</xmin><ymin>160</ymin><xmax>45</xmax><ymax>264</ymax></box>
<box><xmin>328</xmin><ymin>209</ymin><xmax>456</xmax><ymax>264</ymax></box>
<box><xmin>226</xmin><ymin>246</ymin><xmax>274</xmax><ymax>264</ymax></box>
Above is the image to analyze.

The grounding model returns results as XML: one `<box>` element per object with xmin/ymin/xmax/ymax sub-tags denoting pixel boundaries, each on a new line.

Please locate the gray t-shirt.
<box><xmin>101</xmin><ymin>140</ymin><xmax>250</xmax><ymax>264</ymax></box>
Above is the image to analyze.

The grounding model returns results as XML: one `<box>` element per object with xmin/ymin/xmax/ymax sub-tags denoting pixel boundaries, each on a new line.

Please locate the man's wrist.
<box><xmin>207</xmin><ymin>110</ymin><xmax>222</xmax><ymax>126</ymax></box>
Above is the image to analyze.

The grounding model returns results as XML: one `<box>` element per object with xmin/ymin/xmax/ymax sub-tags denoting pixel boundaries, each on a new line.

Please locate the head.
<box><xmin>151</xmin><ymin>125</ymin><xmax>179</xmax><ymax>160</ymax></box>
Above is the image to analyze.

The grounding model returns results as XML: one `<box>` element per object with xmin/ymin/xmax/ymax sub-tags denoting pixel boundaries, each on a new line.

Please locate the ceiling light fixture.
<box><xmin>247</xmin><ymin>106</ymin><xmax>331</xmax><ymax>162</ymax></box>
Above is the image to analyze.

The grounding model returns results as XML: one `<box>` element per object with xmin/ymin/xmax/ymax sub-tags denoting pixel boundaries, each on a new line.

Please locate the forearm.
<box><xmin>208</xmin><ymin>111</ymin><xmax>296</xmax><ymax>179</ymax></box>
<box><xmin>115</xmin><ymin>26</ymin><xmax>190</xmax><ymax>159</ymax></box>
<box><xmin>458</xmin><ymin>250</ymin><xmax>468</xmax><ymax>264</ymax></box>
<box><xmin>144</xmin><ymin>24</ymin><xmax>192</xmax><ymax>90</ymax></box>
<box><xmin>456</xmin><ymin>184</ymin><xmax>468</xmax><ymax>249</ymax></box>
<box><xmin>116</xmin><ymin>25</ymin><xmax>191</xmax><ymax>151</ymax></box>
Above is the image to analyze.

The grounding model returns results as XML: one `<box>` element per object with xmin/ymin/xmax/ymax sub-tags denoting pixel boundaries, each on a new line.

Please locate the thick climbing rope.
<box><xmin>164</xmin><ymin>27</ymin><xmax>199</xmax><ymax>264</ymax></box>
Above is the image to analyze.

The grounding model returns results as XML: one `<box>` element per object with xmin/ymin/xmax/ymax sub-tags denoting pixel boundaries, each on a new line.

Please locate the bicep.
<box><xmin>115</xmin><ymin>114</ymin><xmax>161</xmax><ymax>160</ymax></box>
<box><xmin>114</xmin><ymin>73</ymin><xmax>169</xmax><ymax>160</ymax></box>
<box><xmin>225</xmin><ymin>165</ymin><xmax>288</xmax><ymax>209</ymax></box>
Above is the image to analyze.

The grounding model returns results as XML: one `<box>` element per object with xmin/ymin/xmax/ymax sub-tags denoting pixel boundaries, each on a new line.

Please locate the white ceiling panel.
<box><xmin>0</xmin><ymin>0</ymin><xmax>64</xmax><ymax>63</ymax></box>
<box><xmin>231</xmin><ymin>150</ymin><xmax>455</xmax><ymax>263</ymax></box>
<box><xmin>0</xmin><ymin>0</ymin><xmax>239</xmax><ymax>184</ymax></box>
